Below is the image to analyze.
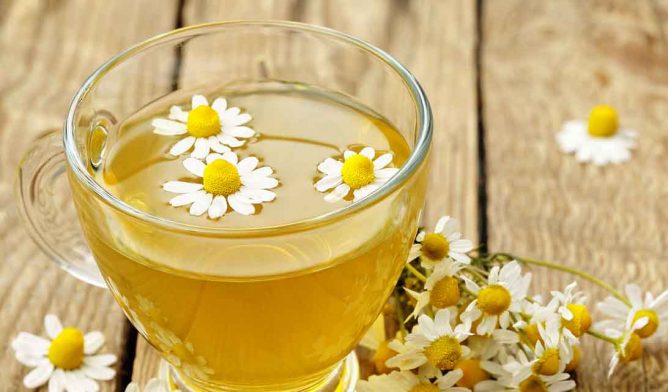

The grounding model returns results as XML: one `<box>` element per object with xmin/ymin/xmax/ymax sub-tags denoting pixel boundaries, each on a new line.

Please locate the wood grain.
<box><xmin>131</xmin><ymin>0</ymin><xmax>480</xmax><ymax>385</ymax></box>
<box><xmin>482</xmin><ymin>0</ymin><xmax>668</xmax><ymax>390</ymax></box>
<box><xmin>0</xmin><ymin>1</ymin><xmax>178</xmax><ymax>390</ymax></box>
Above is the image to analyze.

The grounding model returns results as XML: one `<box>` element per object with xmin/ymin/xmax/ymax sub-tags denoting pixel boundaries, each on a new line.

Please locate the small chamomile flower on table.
<box><xmin>163</xmin><ymin>151</ymin><xmax>278</xmax><ymax>218</ymax></box>
<box><xmin>11</xmin><ymin>314</ymin><xmax>117</xmax><ymax>391</ymax></box>
<box><xmin>405</xmin><ymin>261</ymin><xmax>465</xmax><ymax>320</ymax></box>
<box><xmin>460</xmin><ymin>261</ymin><xmax>531</xmax><ymax>335</ymax></box>
<box><xmin>152</xmin><ymin>94</ymin><xmax>256</xmax><ymax>159</ymax></box>
<box><xmin>556</xmin><ymin>104</ymin><xmax>637</xmax><ymax>165</ymax></box>
<box><xmin>408</xmin><ymin>216</ymin><xmax>473</xmax><ymax>268</ymax></box>
<box><xmin>314</xmin><ymin>146</ymin><xmax>399</xmax><ymax>202</ymax></box>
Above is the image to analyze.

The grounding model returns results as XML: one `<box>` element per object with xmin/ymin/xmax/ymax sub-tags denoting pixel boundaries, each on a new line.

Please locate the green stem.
<box><xmin>393</xmin><ymin>292</ymin><xmax>408</xmax><ymax>337</ymax></box>
<box><xmin>586</xmin><ymin>329</ymin><xmax>618</xmax><ymax>345</ymax></box>
<box><xmin>405</xmin><ymin>263</ymin><xmax>427</xmax><ymax>283</ymax></box>
<box><xmin>500</xmin><ymin>253</ymin><xmax>631</xmax><ymax>307</ymax></box>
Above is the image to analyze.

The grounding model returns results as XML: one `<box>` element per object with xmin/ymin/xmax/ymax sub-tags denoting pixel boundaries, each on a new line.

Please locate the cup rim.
<box><xmin>64</xmin><ymin>20</ymin><xmax>432</xmax><ymax>235</ymax></box>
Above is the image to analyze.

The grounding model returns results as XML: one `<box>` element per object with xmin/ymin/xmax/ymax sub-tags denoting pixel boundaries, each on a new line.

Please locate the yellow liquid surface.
<box><xmin>80</xmin><ymin>84</ymin><xmax>423</xmax><ymax>390</ymax></box>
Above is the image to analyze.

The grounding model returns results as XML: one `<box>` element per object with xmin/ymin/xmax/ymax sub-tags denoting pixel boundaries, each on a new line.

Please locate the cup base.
<box><xmin>168</xmin><ymin>351</ymin><xmax>359</xmax><ymax>392</ymax></box>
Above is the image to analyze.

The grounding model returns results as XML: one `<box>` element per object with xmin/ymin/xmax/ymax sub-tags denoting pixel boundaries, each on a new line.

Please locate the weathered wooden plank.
<box><xmin>131</xmin><ymin>0</ymin><xmax>480</xmax><ymax>384</ymax></box>
<box><xmin>482</xmin><ymin>0</ymin><xmax>668</xmax><ymax>390</ymax></box>
<box><xmin>0</xmin><ymin>1</ymin><xmax>178</xmax><ymax>390</ymax></box>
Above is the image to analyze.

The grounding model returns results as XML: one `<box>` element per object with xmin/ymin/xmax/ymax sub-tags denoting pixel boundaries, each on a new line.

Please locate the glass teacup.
<box><xmin>17</xmin><ymin>21</ymin><xmax>432</xmax><ymax>391</ymax></box>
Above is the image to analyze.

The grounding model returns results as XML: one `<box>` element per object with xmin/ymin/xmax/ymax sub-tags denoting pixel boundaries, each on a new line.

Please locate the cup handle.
<box><xmin>16</xmin><ymin>129</ymin><xmax>106</xmax><ymax>288</ymax></box>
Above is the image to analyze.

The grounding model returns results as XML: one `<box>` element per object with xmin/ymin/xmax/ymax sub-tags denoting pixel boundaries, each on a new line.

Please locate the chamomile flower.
<box><xmin>453</xmin><ymin>335</ymin><xmax>516</xmax><ymax>390</ymax></box>
<box><xmin>515</xmin><ymin>318</ymin><xmax>573</xmax><ymax>380</ymax></box>
<box><xmin>314</xmin><ymin>146</ymin><xmax>399</xmax><ymax>202</ymax></box>
<box><xmin>387</xmin><ymin>309</ymin><xmax>472</xmax><ymax>378</ymax></box>
<box><xmin>408</xmin><ymin>216</ymin><xmax>473</xmax><ymax>267</ymax></box>
<box><xmin>549</xmin><ymin>282</ymin><xmax>591</xmax><ymax>338</ymax></box>
<box><xmin>596</xmin><ymin>284</ymin><xmax>668</xmax><ymax>339</ymax></box>
<box><xmin>556</xmin><ymin>105</ymin><xmax>636</xmax><ymax>165</ymax></box>
<box><xmin>477</xmin><ymin>351</ymin><xmax>576</xmax><ymax>392</ymax></box>
<box><xmin>460</xmin><ymin>261</ymin><xmax>531</xmax><ymax>335</ymax></box>
<box><xmin>152</xmin><ymin>95</ymin><xmax>255</xmax><ymax>158</ymax></box>
<box><xmin>163</xmin><ymin>152</ymin><xmax>278</xmax><ymax>218</ymax></box>
<box><xmin>606</xmin><ymin>325</ymin><xmax>646</xmax><ymax>377</ymax></box>
<box><xmin>358</xmin><ymin>369</ymin><xmax>469</xmax><ymax>392</ymax></box>
<box><xmin>405</xmin><ymin>262</ymin><xmax>465</xmax><ymax>320</ymax></box>
<box><xmin>11</xmin><ymin>314</ymin><xmax>117</xmax><ymax>391</ymax></box>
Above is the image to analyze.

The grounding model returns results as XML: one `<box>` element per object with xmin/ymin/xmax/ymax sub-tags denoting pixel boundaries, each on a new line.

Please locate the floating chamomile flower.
<box><xmin>315</xmin><ymin>146</ymin><xmax>399</xmax><ymax>202</ymax></box>
<box><xmin>460</xmin><ymin>261</ymin><xmax>531</xmax><ymax>335</ymax></box>
<box><xmin>358</xmin><ymin>369</ymin><xmax>467</xmax><ymax>392</ymax></box>
<box><xmin>387</xmin><ymin>309</ymin><xmax>472</xmax><ymax>378</ymax></box>
<box><xmin>152</xmin><ymin>95</ymin><xmax>255</xmax><ymax>159</ymax></box>
<box><xmin>596</xmin><ymin>283</ymin><xmax>668</xmax><ymax>340</ymax></box>
<box><xmin>11</xmin><ymin>314</ymin><xmax>117</xmax><ymax>391</ymax></box>
<box><xmin>163</xmin><ymin>152</ymin><xmax>278</xmax><ymax>218</ymax></box>
<box><xmin>408</xmin><ymin>216</ymin><xmax>473</xmax><ymax>267</ymax></box>
<box><xmin>556</xmin><ymin>105</ymin><xmax>636</xmax><ymax>165</ymax></box>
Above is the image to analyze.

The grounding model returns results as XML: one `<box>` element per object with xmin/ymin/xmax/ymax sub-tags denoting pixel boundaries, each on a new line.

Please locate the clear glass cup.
<box><xmin>16</xmin><ymin>21</ymin><xmax>432</xmax><ymax>391</ymax></box>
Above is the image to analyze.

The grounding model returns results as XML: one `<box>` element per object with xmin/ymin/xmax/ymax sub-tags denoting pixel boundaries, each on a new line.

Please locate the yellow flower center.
<box><xmin>621</xmin><ymin>333</ymin><xmax>643</xmax><ymax>363</ymax></box>
<box><xmin>47</xmin><ymin>327</ymin><xmax>85</xmax><ymax>370</ymax></box>
<box><xmin>532</xmin><ymin>347</ymin><xmax>561</xmax><ymax>376</ymax></box>
<box><xmin>187</xmin><ymin>105</ymin><xmax>221</xmax><ymax>138</ymax></box>
<box><xmin>565</xmin><ymin>345</ymin><xmax>582</xmax><ymax>372</ymax></box>
<box><xmin>587</xmin><ymin>105</ymin><xmax>618</xmax><ymax>137</ymax></box>
<box><xmin>371</xmin><ymin>340</ymin><xmax>397</xmax><ymax>374</ymax></box>
<box><xmin>430</xmin><ymin>276</ymin><xmax>460</xmax><ymax>309</ymax></box>
<box><xmin>203</xmin><ymin>159</ymin><xmax>241</xmax><ymax>196</ymax></box>
<box><xmin>409</xmin><ymin>384</ymin><xmax>439</xmax><ymax>392</ymax></box>
<box><xmin>477</xmin><ymin>284</ymin><xmax>511</xmax><ymax>315</ymax></box>
<box><xmin>561</xmin><ymin>303</ymin><xmax>592</xmax><ymax>337</ymax></box>
<box><xmin>632</xmin><ymin>309</ymin><xmax>659</xmax><ymax>338</ymax></box>
<box><xmin>455</xmin><ymin>359</ymin><xmax>491</xmax><ymax>389</ymax></box>
<box><xmin>519</xmin><ymin>375</ymin><xmax>548</xmax><ymax>392</ymax></box>
<box><xmin>421</xmin><ymin>233</ymin><xmax>450</xmax><ymax>260</ymax></box>
<box><xmin>524</xmin><ymin>323</ymin><xmax>542</xmax><ymax>346</ymax></box>
<box><xmin>424</xmin><ymin>335</ymin><xmax>462</xmax><ymax>370</ymax></box>
<box><xmin>341</xmin><ymin>154</ymin><xmax>375</xmax><ymax>189</ymax></box>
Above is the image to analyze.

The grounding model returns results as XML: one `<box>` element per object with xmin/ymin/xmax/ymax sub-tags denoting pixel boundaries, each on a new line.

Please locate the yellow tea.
<box><xmin>76</xmin><ymin>83</ymin><xmax>425</xmax><ymax>391</ymax></box>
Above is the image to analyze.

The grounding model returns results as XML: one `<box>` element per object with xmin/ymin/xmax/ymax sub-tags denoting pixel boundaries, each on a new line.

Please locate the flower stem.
<box><xmin>393</xmin><ymin>292</ymin><xmax>408</xmax><ymax>337</ymax></box>
<box><xmin>586</xmin><ymin>329</ymin><xmax>618</xmax><ymax>345</ymax></box>
<box><xmin>499</xmin><ymin>253</ymin><xmax>631</xmax><ymax>307</ymax></box>
<box><xmin>405</xmin><ymin>263</ymin><xmax>427</xmax><ymax>283</ymax></box>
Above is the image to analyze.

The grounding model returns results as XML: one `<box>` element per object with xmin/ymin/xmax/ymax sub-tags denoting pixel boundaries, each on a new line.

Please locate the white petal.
<box><xmin>208</xmin><ymin>196</ymin><xmax>228</xmax><ymax>219</ymax></box>
<box><xmin>169</xmin><ymin>191</ymin><xmax>202</xmax><ymax>207</ymax></box>
<box><xmin>240</xmin><ymin>187</ymin><xmax>276</xmax><ymax>202</ymax></box>
<box><xmin>168</xmin><ymin>105</ymin><xmax>188</xmax><ymax>122</ymax></box>
<box><xmin>353</xmin><ymin>184</ymin><xmax>379</xmax><ymax>201</ymax></box>
<box><xmin>237</xmin><ymin>157</ymin><xmax>259</xmax><ymax>175</ymax></box>
<box><xmin>437</xmin><ymin>368</ymin><xmax>463</xmax><ymax>388</ymax></box>
<box><xmin>315</xmin><ymin>175</ymin><xmax>342</xmax><ymax>192</ymax></box>
<box><xmin>16</xmin><ymin>351</ymin><xmax>46</xmax><ymax>367</ymax></box>
<box><xmin>222</xmin><ymin>112</ymin><xmax>252</xmax><ymax>127</ymax></box>
<box><xmin>82</xmin><ymin>364</ymin><xmax>116</xmax><ymax>381</ymax></box>
<box><xmin>45</xmin><ymin>315</ymin><xmax>63</xmax><ymax>339</ymax></box>
<box><xmin>191</xmin><ymin>95</ymin><xmax>208</xmax><ymax>108</ymax></box>
<box><xmin>191</xmin><ymin>138</ymin><xmax>210</xmax><ymax>159</ymax></box>
<box><xmin>206</xmin><ymin>153</ymin><xmax>224</xmax><ymax>164</ymax></box>
<box><xmin>360</xmin><ymin>147</ymin><xmax>375</xmax><ymax>159</ymax></box>
<box><xmin>12</xmin><ymin>333</ymin><xmax>50</xmax><ymax>355</ymax></box>
<box><xmin>84</xmin><ymin>331</ymin><xmax>105</xmax><ymax>354</ymax></box>
<box><xmin>222</xmin><ymin>151</ymin><xmax>239</xmax><ymax>165</ymax></box>
<box><xmin>373</xmin><ymin>153</ymin><xmax>393</xmax><ymax>169</ymax></box>
<box><xmin>218</xmin><ymin>134</ymin><xmax>244</xmax><ymax>147</ymax></box>
<box><xmin>242</xmin><ymin>175</ymin><xmax>279</xmax><ymax>189</ymax></box>
<box><xmin>84</xmin><ymin>354</ymin><xmax>117</xmax><ymax>367</ymax></box>
<box><xmin>228</xmin><ymin>194</ymin><xmax>255</xmax><ymax>215</ymax></box>
<box><xmin>48</xmin><ymin>369</ymin><xmax>65</xmax><ymax>392</ymax></box>
<box><xmin>625</xmin><ymin>284</ymin><xmax>643</xmax><ymax>308</ymax></box>
<box><xmin>325</xmin><ymin>184</ymin><xmax>350</xmax><ymax>202</ymax></box>
<box><xmin>189</xmin><ymin>192</ymin><xmax>213</xmax><ymax>216</ymax></box>
<box><xmin>163</xmin><ymin>181</ymin><xmax>203</xmax><ymax>194</ymax></box>
<box><xmin>318</xmin><ymin>158</ymin><xmax>343</xmax><ymax>175</ymax></box>
<box><xmin>152</xmin><ymin>119</ymin><xmax>187</xmax><ymax>135</ymax></box>
<box><xmin>251</xmin><ymin>167</ymin><xmax>273</xmax><ymax>177</ymax></box>
<box><xmin>24</xmin><ymin>362</ymin><xmax>54</xmax><ymax>388</ymax></box>
<box><xmin>374</xmin><ymin>168</ymin><xmax>399</xmax><ymax>179</ymax></box>
<box><xmin>211</xmin><ymin>97</ymin><xmax>227</xmax><ymax>115</ymax></box>
<box><xmin>183</xmin><ymin>158</ymin><xmax>206</xmax><ymax>177</ymax></box>
<box><xmin>343</xmin><ymin>150</ymin><xmax>354</xmax><ymax>159</ymax></box>
<box><xmin>169</xmin><ymin>136</ymin><xmax>196</xmax><ymax>156</ymax></box>
<box><xmin>225</xmin><ymin>126</ymin><xmax>255</xmax><ymax>138</ymax></box>
<box><xmin>208</xmin><ymin>136</ymin><xmax>230</xmax><ymax>153</ymax></box>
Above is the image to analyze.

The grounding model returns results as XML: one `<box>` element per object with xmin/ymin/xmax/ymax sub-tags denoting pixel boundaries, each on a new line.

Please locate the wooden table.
<box><xmin>1</xmin><ymin>1</ymin><xmax>666</xmax><ymax>390</ymax></box>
